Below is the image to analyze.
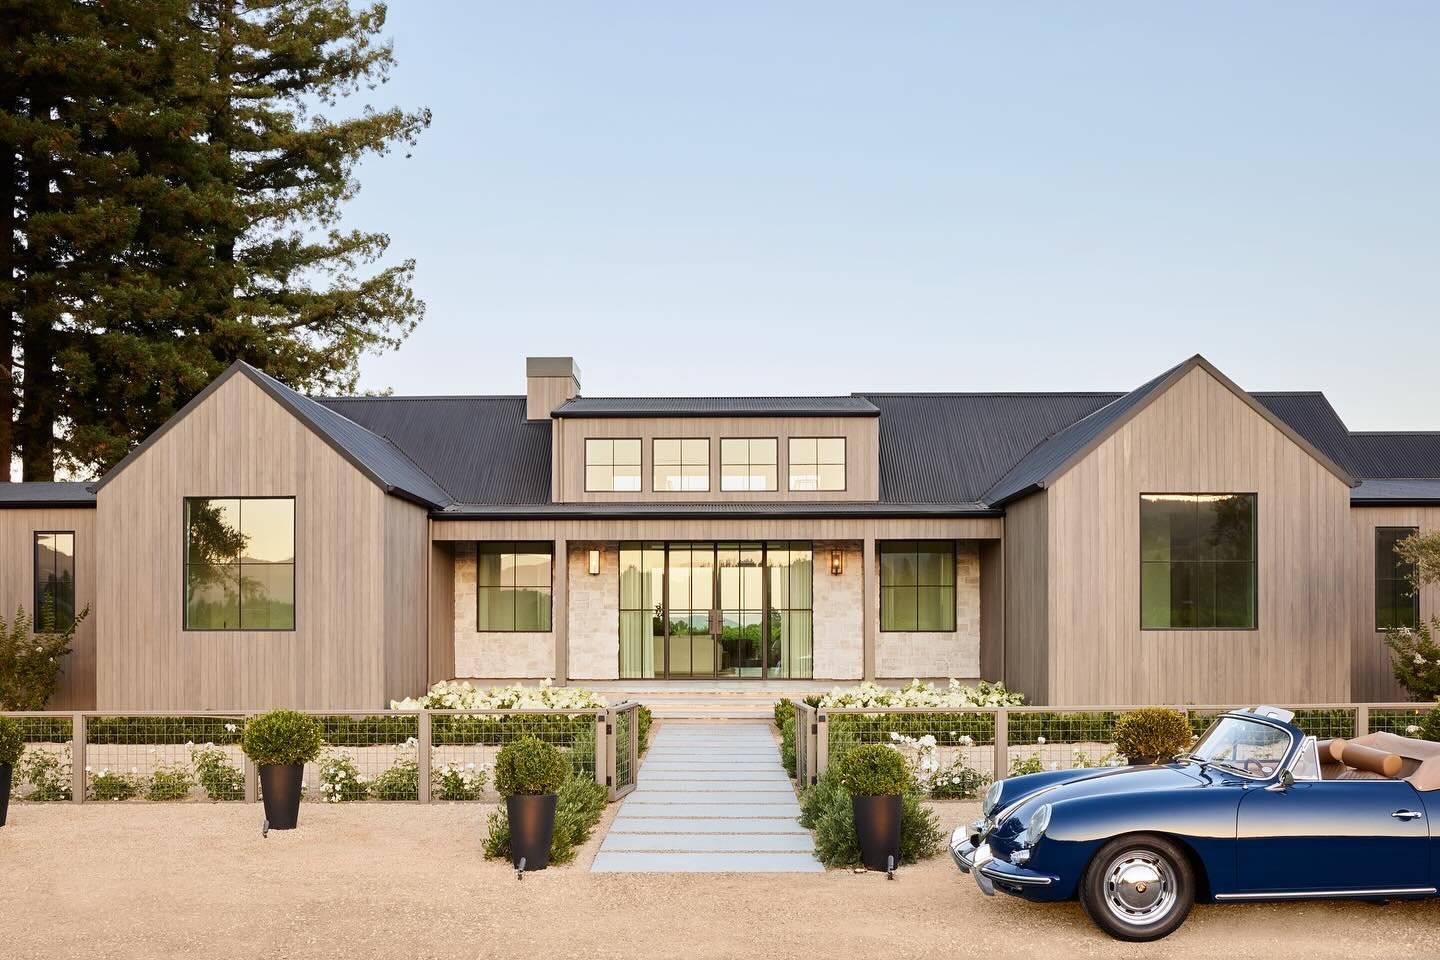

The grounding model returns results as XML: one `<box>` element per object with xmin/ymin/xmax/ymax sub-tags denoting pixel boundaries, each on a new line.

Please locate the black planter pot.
<box><xmin>506</xmin><ymin>793</ymin><xmax>558</xmax><ymax>871</ymax></box>
<box><xmin>0</xmin><ymin>763</ymin><xmax>11</xmax><ymax>828</ymax></box>
<box><xmin>852</xmin><ymin>794</ymin><xmax>902</xmax><ymax>872</ymax></box>
<box><xmin>259</xmin><ymin>763</ymin><xmax>305</xmax><ymax>830</ymax></box>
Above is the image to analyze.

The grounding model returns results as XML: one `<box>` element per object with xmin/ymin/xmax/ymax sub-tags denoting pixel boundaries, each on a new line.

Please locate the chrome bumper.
<box><xmin>951</xmin><ymin>834</ymin><xmax>1057</xmax><ymax>897</ymax></box>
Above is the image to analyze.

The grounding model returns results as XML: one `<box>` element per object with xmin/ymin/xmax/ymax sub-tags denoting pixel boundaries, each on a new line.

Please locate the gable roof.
<box><xmin>982</xmin><ymin>355</ymin><xmax>1356</xmax><ymax>507</ymax></box>
<box><xmin>93</xmin><ymin>362</ymin><xmax>453</xmax><ymax>508</ymax></box>
<box><xmin>552</xmin><ymin>396</ymin><xmax>879</xmax><ymax>418</ymax></box>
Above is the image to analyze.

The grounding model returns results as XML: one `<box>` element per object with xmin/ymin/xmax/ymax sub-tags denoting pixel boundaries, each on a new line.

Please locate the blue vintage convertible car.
<box><xmin>952</xmin><ymin>706</ymin><xmax>1440</xmax><ymax>941</ymax></box>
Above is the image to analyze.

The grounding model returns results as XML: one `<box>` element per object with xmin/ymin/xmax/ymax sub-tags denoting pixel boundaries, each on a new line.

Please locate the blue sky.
<box><xmin>341</xmin><ymin>2</ymin><xmax>1438</xmax><ymax>429</ymax></box>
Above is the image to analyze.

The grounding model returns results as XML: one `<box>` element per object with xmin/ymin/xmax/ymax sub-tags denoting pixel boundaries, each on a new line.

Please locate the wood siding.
<box><xmin>95</xmin><ymin>373</ymin><xmax>409</xmax><ymax>709</ymax></box>
<box><xmin>1348</xmin><ymin>505</ymin><xmax>1440</xmax><ymax>701</ymax></box>
<box><xmin>1045</xmin><ymin>365</ymin><xmax>1353</xmax><ymax>705</ymax></box>
<box><xmin>383</xmin><ymin>497</ymin><xmax>429</xmax><ymax>702</ymax></box>
<box><xmin>427</xmin><ymin>539</ymin><xmax>456</xmax><ymax>684</ymax></box>
<box><xmin>551</xmin><ymin>415</ymin><xmax>880</xmax><ymax>503</ymax></box>
<box><xmin>0</xmin><ymin>506</ymin><xmax>97</xmax><ymax>708</ymax></box>
<box><xmin>978</xmin><ymin>537</ymin><xmax>1005</xmax><ymax>683</ymax></box>
<box><xmin>1002</xmin><ymin>492</ymin><xmax>1048</xmax><ymax>701</ymax></box>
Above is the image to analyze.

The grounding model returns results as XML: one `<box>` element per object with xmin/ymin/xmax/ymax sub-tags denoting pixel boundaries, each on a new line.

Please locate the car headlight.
<box><xmin>1019</xmin><ymin>803</ymin><xmax>1052</xmax><ymax>848</ymax></box>
<box><xmin>983</xmin><ymin>780</ymin><xmax>1003</xmax><ymax>816</ymax></box>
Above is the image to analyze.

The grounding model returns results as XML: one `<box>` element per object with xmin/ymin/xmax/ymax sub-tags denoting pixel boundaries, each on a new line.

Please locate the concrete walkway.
<box><xmin>591</xmin><ymin>721</ymin><xmax>823</xmax><ymax>873</ymax></box>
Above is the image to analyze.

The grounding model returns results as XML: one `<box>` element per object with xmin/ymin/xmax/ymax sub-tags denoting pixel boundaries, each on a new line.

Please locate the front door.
<box><xmin>1235</xmin><ymin>780</ymin><xmax>1431</xmax><ymax>894</ymax></box>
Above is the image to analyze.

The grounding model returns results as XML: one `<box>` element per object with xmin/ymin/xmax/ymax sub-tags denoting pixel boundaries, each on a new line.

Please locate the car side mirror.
<box><xmin>1265</xmin><ymin>769</ymin><xmax>1294</xmax><ymax>793</ymax></box>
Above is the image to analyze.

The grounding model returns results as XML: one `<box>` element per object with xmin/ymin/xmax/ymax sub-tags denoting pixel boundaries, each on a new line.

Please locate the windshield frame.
<box><xmin>1187</xmin><ymin>713</ymin><xmax>1298</xmax><ymax>782</ymax></box>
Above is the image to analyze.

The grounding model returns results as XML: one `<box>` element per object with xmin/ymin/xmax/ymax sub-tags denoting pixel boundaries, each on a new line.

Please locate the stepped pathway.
<box><xmin>592</xmin><ymin>721</ymin><xmax>823</xmax><ymax>873</ymax></box>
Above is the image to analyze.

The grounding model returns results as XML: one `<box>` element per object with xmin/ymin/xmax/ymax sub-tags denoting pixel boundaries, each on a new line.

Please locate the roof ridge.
<box><xmin>857</xmin><ymin>390</ymin><xmax>1124</xmax><ymax>398</ymax></box>
<box><xmin>315</xmin><ymin>394</ymin><xmax>525</xmax><ymax>402</ymax></box>
<box><xmin>1352</xmin><ymin>430</ymin><xmax>1440</xmax><ymax>437</ymax></box>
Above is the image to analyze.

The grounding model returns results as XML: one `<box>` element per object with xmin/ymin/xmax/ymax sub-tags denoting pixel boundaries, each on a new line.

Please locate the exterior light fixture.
<box><xmin>830</xmin><ymin>550</ymin><xmax>844</xmax><ymax>576</ymax></box>
<box><xmin>588</xmin><ymin>549</ymin><xmax>601</xmax><ymax>575</ymax></box>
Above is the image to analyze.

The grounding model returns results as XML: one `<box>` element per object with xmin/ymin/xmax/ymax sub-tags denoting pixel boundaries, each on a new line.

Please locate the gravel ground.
<box><xmin>3</xmin><ymin>799</ymin><xmax>1439</xmax><ymax>960</ymax></box>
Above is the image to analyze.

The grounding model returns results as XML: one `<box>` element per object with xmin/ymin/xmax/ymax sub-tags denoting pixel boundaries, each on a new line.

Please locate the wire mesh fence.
<box><xmin>10</xmin><ymin>714</ymin><xmax>74</xmax><ymax>801</ymax></box>
<box><xmin>791</xmin><ymin>701</ymin><xmax>814</xmax><ymax>785</ymax></box>
<box><xmin>428</xmin><ymin>710</ymin><xmax>603</xmax><ymax>803</ymax></box>
<box><xmin>84</xmin><ymin>714</ymin><xmax>247</xmax><ymax>802</ymax></box>
<box><xmin>811</xmin><ymin>703</ymin><xmax>1433</xmax><ymax>786</ymax></box>
<box><xmin>820</xmin><ymin>708</ymin><xmax>999</xmax><ymax>797</ymax></box>
<box><xmin>608</xmin><ymin>702</ymin><xmax>639</xmax><ymax>800</ymax></box>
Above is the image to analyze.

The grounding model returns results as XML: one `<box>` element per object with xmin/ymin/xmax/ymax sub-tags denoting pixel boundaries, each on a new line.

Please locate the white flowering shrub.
<box><xmin>190</xmin><ymin>744</ymin><xmax>245</xmax><ymax>801</ymax></box>
<box><xmin>318</xmin><ymin>749</ymin><xmax>368</xmax><ymax>802</ymax></box>
<box><xmin>434</xmin><ymin>762</ymin><xmax>487</xmax><ymax>801</ymax></box>
<box><xmin>1385</xmin><ymin>620</ymin><xmax>1440</xmax><ymax>700</ymax></box>
<box><xmin>887</xmin><ymin>731</ymin><xmax>990</xmax><ymax>799</ymax></box>
<box><xmin>88</xmin><ymin>768</ymin><xmax>140</xmax><ymax>801</ymax></box>
<box><xmin>391</xmin><ymin>679</ymin><xmax>608</xmax><ymax>711</ymax></box>
<box><xmin>818</xmin><ymin>679</ymin><xmax>1024</xmax><ymax>710</ymax></box>
<box><xmin>19</xmin><ymin>746</ymin><xmax>71</xmax><ymax>801</ymax></box>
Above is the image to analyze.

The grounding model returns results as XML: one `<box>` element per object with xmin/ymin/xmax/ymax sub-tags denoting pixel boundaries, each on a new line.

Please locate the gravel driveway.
<box><xmin>3</xmin><ymin>799</ymin><xmax>1438</xmax><ymax>960</ymax></box>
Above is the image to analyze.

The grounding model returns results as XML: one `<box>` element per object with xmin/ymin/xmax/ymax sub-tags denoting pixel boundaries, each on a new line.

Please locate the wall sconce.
<box><xmin>830</xmin><ymin>550</ymin><xmax>844</xmax><ymax>576</ymax></box>
<box><xmin>588</xmin><ymin>549</ymin><xmax>601</xmax><ymax>575</ymax></box>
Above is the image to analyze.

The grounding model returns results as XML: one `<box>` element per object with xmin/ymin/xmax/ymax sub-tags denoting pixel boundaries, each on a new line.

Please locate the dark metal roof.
<box><xmin>982</xmin><ymin>362</ymin><xmax>1188</xmax><ymax>506</ymax></box>
<box><xmin>313</xmin><ymin>396</ymin><xmax>552</xmax><ymax>506</ymax></box>
<box><xmin>439</xmin><ymin>501</ymin><xmax>998</xmax><ymax>519</ymax></box>
<box><xmin>858</xmin><ymin>392</ymin><xmax>1121</xmax><ymax>503</ymax></box>
<box><xmin>0</xmin><ymin>481</ymin><xmax>97</xmax><ymax>508</ymax></box>
<box><xmin>1351</xmin><ymin>479</ymin><xmax>1440</xmax><ymax>505</ymax></box>
<box><xmin>1348</xmin><ymin>434</ymin><xmax>1440</xmax><ymax>480</ymax></box>
<box><xmin>552</xmin><ymin>396</ymin><xmax>880</xmax><ymax>418</ymax></box>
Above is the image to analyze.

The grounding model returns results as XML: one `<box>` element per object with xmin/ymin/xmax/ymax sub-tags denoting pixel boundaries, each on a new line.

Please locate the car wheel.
<box><xmin>1079</xmin><ymin>834</ymin><xmax>1195</xmax><ymax>942</ymax></box>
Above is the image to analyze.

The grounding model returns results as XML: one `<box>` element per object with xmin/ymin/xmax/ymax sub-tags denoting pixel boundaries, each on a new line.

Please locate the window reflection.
<box><xmin>34</xmin><ymin>532</ymin><xmax>76</xmax><ymax>633</ymax></box>
<box><xmin>788</xmin><ymin>437</ymin><xmax>845</xmax><ymax>491</ymax></box>
<box><xmin>184</xmin><ymin>497</ymin><xmax>295</xmax><ymax>630</ymax></box>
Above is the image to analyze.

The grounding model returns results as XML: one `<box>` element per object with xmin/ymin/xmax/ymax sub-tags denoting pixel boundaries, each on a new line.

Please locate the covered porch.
<box><xmin>426</xmin><ymin>515</ymin><xmax>1005</xmax><ymax>691</ymax></box>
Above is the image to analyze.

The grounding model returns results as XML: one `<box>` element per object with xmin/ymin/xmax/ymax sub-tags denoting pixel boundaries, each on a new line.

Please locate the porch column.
<box><xmin>554</xmin><ymin>538</ymin><xmax>569</xmax><ymax>683</ymax></box>
<box><xmin>862</xmin><ymin>536</ymin><xmax>877</xmax><ymax>681</ymax></box>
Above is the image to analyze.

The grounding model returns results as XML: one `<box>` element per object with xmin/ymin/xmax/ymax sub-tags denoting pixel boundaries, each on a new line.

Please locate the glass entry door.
<box><xmin>619</xmin><ymin>541</ymin><xmax>812</xmax><ymax>679</ymax></box>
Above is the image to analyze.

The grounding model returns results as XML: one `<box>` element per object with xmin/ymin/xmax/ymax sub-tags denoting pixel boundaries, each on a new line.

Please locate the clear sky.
<box><xmin>341</xmin><ymin>2</ymin><xmax>1439</xmax><ymax>429</ymax></box>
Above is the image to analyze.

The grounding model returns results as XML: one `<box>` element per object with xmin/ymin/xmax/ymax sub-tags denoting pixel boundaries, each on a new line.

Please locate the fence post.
<box><xmin>71</xmin><ymin>713</ymin><xmax>86</xmax><ymax>804</ymax></box>
<box><xmin>1355</xmin><ymin>705</ymin><xmax>1369</xmax><ymax>738</ymax></box>
<box><xmin>629</xmin><ymin>704</ymin><xmax>640</xmax><ymax>775</ymax></box>
<box><xmin>993</xmin><ymin>709</ymin><xmax>1008</xmax><ymax>783</ymax></box>
<box><xmin>417</xmin><ymin>710</ymin><xmax>432</xmax><ymax>804</ymax></box>
<box><xmin>815</xmin><ymin>709</ymin><xmax>828</xmax><ymax>779</ymax></box>
<box><xmin>595</xmin><ymin>710</ymin><xmax>611</xmax><ymax>795</ymax></box>
<box><xmin>243</xmin><ymin>711</ymin><xmax>258</xmax><ymax>803</ymax></box>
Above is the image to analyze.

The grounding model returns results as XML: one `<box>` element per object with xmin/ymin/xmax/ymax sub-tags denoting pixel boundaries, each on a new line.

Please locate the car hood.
<box><xmin>992</xmin><ymin>763</ymin><xmax>1208</xmax><ymax>817</ymax></box>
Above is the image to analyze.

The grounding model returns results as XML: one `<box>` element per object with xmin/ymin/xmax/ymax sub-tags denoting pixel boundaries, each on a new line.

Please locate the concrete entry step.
<box><xmin>592</xmin><ymin>720</ymin><xmax>822</xmax><ymax>873</ymax></box>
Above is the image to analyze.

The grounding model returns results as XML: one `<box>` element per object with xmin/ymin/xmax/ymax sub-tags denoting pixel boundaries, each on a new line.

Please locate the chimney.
<box><xmin>526</xmin><ymin>357</ymin><xmax>581</xmax><ymax>420</ymax></box>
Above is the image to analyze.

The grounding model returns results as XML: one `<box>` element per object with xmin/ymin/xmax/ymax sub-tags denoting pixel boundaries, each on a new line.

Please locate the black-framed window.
<box><xmin>720</xmin><ymin>438</ymin><xmax>778</xmax><ymax>491</ymax></box>
<box><xmin>184</xmin><ymin>497</ymin><xmax>295</xmax><ymax>630</ymax></box>
<box><xmin>1140</xmin><ymin>494</ymin><xmax>1256</xmax><ymax>630</ymax></box>
<box><xmin>477</xmin><ymin>541</ymin><xmax>553</xmax><ymax>631</ymax></box>
<box><xmin>879</xmin><ymin>540</ymin><xmax>956</xmax><ymax>631</ymax></box>
<box><xmin>34</xmin><ymin>531</ymin><xmax>76</xmax><ymax>633</ymax></box>
<box><xmin>1376</xmin><ymin>526</ymin><xmax>1420</xmax><ymax>631</ymax></box>
<box><xmin>585</xmin><ymin>438</ymin><xmax>642</xmax><ymax>492</ymax></box>
<box><xmin>653</xmin><ymin>438</ymin><xmax>709</xmax><ymax>492</ymax></box>
<box><xmin>788</xmin><ymin>437</ymin><xmax>845</xmax><ymax>491</ymax></box>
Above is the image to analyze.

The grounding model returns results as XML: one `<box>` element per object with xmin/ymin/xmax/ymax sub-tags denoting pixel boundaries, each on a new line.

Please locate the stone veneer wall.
<box><xmin>812</xmin><ymin>540</ymin><xmax>864</xmax><ymax>679</ymax></box>
<box><xmin>874</xmin><ymin>541</ymin><xmax>981</xmax><ymax>678</ymax></box>
<box><xmin>568</xmin><ymin>542</ymin><xmax>621</xmax><ymax>680</ymax></box>
<box><xmin>453</xmin><ymin>542</ymin><xmax>556</xmax><ymax>678</ymax></box>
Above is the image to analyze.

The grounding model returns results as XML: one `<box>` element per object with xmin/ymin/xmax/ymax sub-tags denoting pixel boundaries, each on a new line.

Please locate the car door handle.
<box><xmin>1391</xmin><ymin>810</ymin><xmax>1424</xmax><ymax>821</ymax></box>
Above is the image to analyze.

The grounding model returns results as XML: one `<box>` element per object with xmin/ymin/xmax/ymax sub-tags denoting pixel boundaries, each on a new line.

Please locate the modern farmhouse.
<box><xmin>3</xmin><ymin>354</ymin><xmax>1438</xmax><ymax>711</ymax></box>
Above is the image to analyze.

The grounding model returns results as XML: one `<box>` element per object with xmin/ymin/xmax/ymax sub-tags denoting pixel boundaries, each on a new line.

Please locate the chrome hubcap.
<box><xmin>1103</xmin><ymin>850</ymin><xmax>1176</xmax><ymax>925</ymax></box>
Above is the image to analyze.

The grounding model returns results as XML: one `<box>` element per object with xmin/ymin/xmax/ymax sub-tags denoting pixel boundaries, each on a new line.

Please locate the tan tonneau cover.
<box><xmin>1345</xmin><ymin>732</ymin><xmax>1440</xmax><ymax>791</ymax></box>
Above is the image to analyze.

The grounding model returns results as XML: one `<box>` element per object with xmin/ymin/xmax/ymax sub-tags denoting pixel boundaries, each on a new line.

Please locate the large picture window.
<box><xmin>653</xmin><ymin>438</ymin><xmax>709</xmax><ymax>492</ymax></box>
<box><xmin>185</xmin><ymin>498</ymin><xmax>295</xmax><ymax>630</ymax></box>
<box><xmin>721</xmin><ymin>438</ymin><xmax>778</xmax><ymax>491</ymax></box>
<box><xmin>1376</xmin><ymin>526</ymin><xmax>1420</xmax><ymax>630</ymax></box>
<box><xmin>477</xmin><ymin>541</ymin><xmax>553</xmax><ymax>631</ymax></box>
<box><xmin>33</xmin><ymin>532</ymin><xmax>76</xmax><ymax>632</ymax></box>
<box><xmin>788</xmin><ymin>437</ymin><xmax>845</xmax><ymax>491</ymax></box>
<box><xmin>880</xmin><ymin>540</ymin><xmax>956</xmax><ymax>632</ymax></box>
<box><xmin>585</xmin><ymin>438</ymin><xmax>642</xmax><ymax>492</ymax></box>
<box><xmin>1140</xmin><ymin>494</ymin><xmax>1256</xmax><ymax>629</ymax></box>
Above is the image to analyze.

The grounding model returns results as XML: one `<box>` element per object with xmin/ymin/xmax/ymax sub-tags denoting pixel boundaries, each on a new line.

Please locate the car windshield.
<box><xmin>1189</xmin><ymin>716</ymin><xmax>1292</xmax><ymax>778</ymax></box>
